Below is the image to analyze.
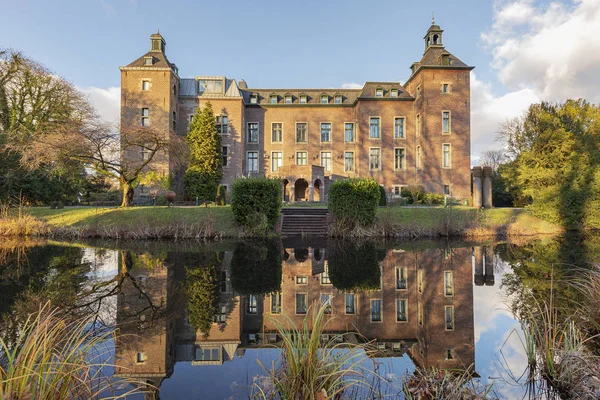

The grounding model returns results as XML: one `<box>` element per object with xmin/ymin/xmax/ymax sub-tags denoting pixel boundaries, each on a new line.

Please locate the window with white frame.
<box><xmin>390</xmin><ymin>88</ymin><xmax>398</xmax><ymax>97</ymax></box>
<box><xmin>136</xmin><ymin>352</ymin><xmax>147</xmax><ymax>363</ymax></box>
<box><xmin>393</xmin><ymin>185</ymin><xmax>405</xmax><ymax>197</ymax></box>
<box><xmin>216</xmin><ymin>115</ymin><xmax>228</xmax><ymax>134</ymax></box>
<box><xmin>369</xmin><ymin>148</ymin><xmax>381</xmax><ymax>170</ymax></box>
<box><xmin>444</xmin><ymin>271</ymin><xmax>454</xmax><ymax>296</ymax></box>
<box><xmin>272</xmin><ymin>123</ymin><xmax>282</xmax><ymax>142</ymax></box>
<box><xmin>246</xmin><ymin>151</ymin><xmax>258</xmax><ymax>172</ymax></box>
<box><xmin>300</xmin><ymin>94</ymin><xmax>307</xmax><ymax>104</ymax></box>
<box><xmin>270</xmin><ymin>95</ymin><xmax>278</xmax><ymax>104</ymax></box>
<box><xmin>222</xmin><ymin>146</ymin><xmax>229</xmax><ymax>167</ymax></box>
<box><xmin>396</xmin><ymin>299</ymin><xmax>407</xmax><ymax>322</ymax></box>
<box><xmin>417</xmin><ymin>146</ymin><xmax>422</xmax><ymax>169</ymax></box>
<box><xmin>296</xmin><ymin>293</ymin><xmax>307</xmax><ymax>314</ymax></box>
<box><xmin>284</xmin><ymin>95</ymin><xmax>292</xmax><ymax>104</ymax></box>
<box><xmin>371</xmin><ymin>299</ymin><xmax>382</xmax><ymax>322</ymax></box>
<box><xmin>214</xmin><ymin>304</ymin><xmax>227</xmax><ymax>323</ymax></box>
<box><xmin>296</xmin><ymin>151</ymin><xmax>307</xmax><ymax>166</ymax></box>
<box><xmin>321</xmin><ymin>151</ymin><xmax>331</xmax><ymax>172</ymax></box>
<box><xmin>321</xmin><ymin>261</ymin><xmax>331</xmax><ymax>284</ymax></box>
<box><xmin>394</xmin><ymin>117</ymin><xmax>405</xmax><ymax>139</ymax></box>
<box><xmin>198</xmin><ymin>79</ymin><xmax>223</xmax><ymax>93</ymax></box>
<box><xmin>196</xmin><ymin>347</ymin><xmax>220</xmax><ymax>362</ymax></box>
<box><xmin>345</xmin><ymin>293</ymin><xmax>355</xmax><ymax>314</ymax></box>
<box><xmin>442</xmin><ymin>83</ymin><xmax>449</xmax><ymax>93</ymax></box>
<box><xmin>246</xmin><ymin>295</ymin><xmax>258</xmax><ymax>314</ymax></box>
<box><xmin>141</xmin><ymin>108</ymin><xmax>149</xmax><ymax>126</ymax></box>
<box><xmin>321</xmin><ymin>123</ymin><xmax>331</xmax><ymax>142</ymax></box>
<box><xmin>394</xmin><ymin>148</ymin><xmax>406</xmax><ymax>170</ymax></box>
<box><xmin>445</xmin><ymin>305</ymin><xmax>454</xmax><ymax>330</ymax></box>
<box><xmin>142</xmin><ymin>80</ymin><xmax>150</xmax><ymax>91</ymax></box>
<box><xmin>296</xmin><ymin>123</ymin><xmax>307</xmax><ymax>143</ymax></box>
<box><xmin>442</xmin><ymin>144</ymin><xmax>451</xmax><ymax>168</ymax></box>
<box><xmin>375</xmin><ymin>88</ymin><xmax>383</xmax><ymax>97</ymax></box>
<box><xmin>396</xmin><ymin>267</ymin><xmax>407</xmax><ymax>290</ymax></box>
<box><xmin>250</xmin><ymin>93</ymin><xmax>258</xmax><ymax>104</ymax></box>
<box><xmin>247</xmin><ymin>122</ymin><xmax>259</xmax><ymax>143</ymax></box>
<box><xmin>417</xmin><ymin>269</ymin><xmax>423</xmax><ymax>293</ymax></box>
<box><xmin>334</xmin><ymin>95</ymin><xmax>342</xmax><ymax>104</ymax></box>
<box><xmin>296</xmin><ymin>276</ymin><xmax>308</xmax><ymax>285</ymax></box>
<box><xmin>344</xmin><ymin>123</ymin><xmax>354</xmax><ymax>142</ymax></box>
<box><xmin>271</xmin><ymin>292</ymin><xmax>282</xmax><ymax>314</ymax></box>
<box><xmin>271</xmin><ymin>152</ymin><xmax>283</xmax><ymax>172</ymax></box>
<box><xmin>320</xmin><ymin>95</ymin><xmax>328</xmax><ymax>104</ymax></box>
<box><xmin>442</xmin><ymin>111</ymin><xmax>451</xmax><ymax>134</ymax></box>
<box><xmin>369</xmin><ymin>117</ymin><xmax>380</xmax><ymax>138</ymax></box>
<box><xmin>344</xmin><ymin>151</ymin><xmax>354</xmax><ymax>172</ymax></box>
<box><xmin>320</xmin><ymin>294</ymin><xmax>332</xmax><ymax>314</ymax></box>
<box><xmin>141</xmin><ymin>147</ymin><xmax>150</xmax><ymax>162</ymax></box>
<box><xmin>416</xmin><ymin>114</ymin><xmax>421</xmax><ymax>136</ymax></box>
<box><xmin>143</xmin><ymin>57</ymin><xmax>153</xmax><ymax>66</ymax></box>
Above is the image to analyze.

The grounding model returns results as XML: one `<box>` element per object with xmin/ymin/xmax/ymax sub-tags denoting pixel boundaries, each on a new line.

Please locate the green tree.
<box><xmin>183</xmin><ymin>266</ymin><xmax>219</xmax><ymax>338</ymax></box>
<box><xmin>185</xmin><ymin>102</ymin><xmax>222</xmax><ymax>201</ymax></box>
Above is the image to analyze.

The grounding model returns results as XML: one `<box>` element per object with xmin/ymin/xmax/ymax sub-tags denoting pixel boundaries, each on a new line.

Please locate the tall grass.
<box><xmin>0</xmin><ymin>202</ymin><xmax>50</xmax><ymax>237</ymax></box>
<box><xmin>403</xmin><ymin>367</ymin><xmax>494</xmax><ymax>400</ymax></box>
<box><xmin>253</xmin><ymin>300</ymin><xmax>381</xmax><ymax>399</ymax></box>
<box><xmin>0</xmin><ymin>302</ymin><xmax>145</xmax><ymax>399</ymax></box>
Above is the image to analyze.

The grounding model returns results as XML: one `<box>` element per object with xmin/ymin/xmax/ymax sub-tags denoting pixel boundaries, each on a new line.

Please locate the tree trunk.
<box><xmin>121</xmin><ymin>182</ymin><xmax>134</xmax><ymax>207</ymax></box>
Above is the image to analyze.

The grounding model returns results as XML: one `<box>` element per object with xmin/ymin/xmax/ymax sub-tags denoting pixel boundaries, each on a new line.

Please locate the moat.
<box><xmin>1</xmin><ymin>235</ymin><xmax>597</xmax><ymax>399</ymax></box>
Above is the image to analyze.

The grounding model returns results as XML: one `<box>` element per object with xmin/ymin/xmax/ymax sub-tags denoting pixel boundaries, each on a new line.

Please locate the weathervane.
<box><xmin>432</xmin><ymin>12</ymin><xmax>435</xmax><ymax>25</ymax></box>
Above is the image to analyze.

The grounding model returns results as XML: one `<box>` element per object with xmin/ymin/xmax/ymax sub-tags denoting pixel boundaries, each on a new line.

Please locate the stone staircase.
<box><xmin>281</xmin><ymin>208</ymin><xmax>329</xmax><ymax>236</ymax></box>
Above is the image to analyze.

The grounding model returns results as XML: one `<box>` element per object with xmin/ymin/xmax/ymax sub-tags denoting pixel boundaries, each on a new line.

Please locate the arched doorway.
<box><xmin>295</xmin><ymin>178</ymin><xmax>308</xmax><ymax>201</ymax></box>
<box><xmin>314</xmin><ymin>179</ymin><xmax>322</xmax><ymax>202</ymax></box>
<box><xmin>282</xmin><ymin>179</ymin><xmax>289</xmax><ymax>202</ymax></box>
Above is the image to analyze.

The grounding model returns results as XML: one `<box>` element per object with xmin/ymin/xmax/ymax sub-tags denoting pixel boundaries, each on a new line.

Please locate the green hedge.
<box><xmin>231</xmin><ymin>177</ymin><xmax>282</xmax><ymax>231</ymax></box>
<box><xmin>401</xmin><ymin>185</ymin><xmax>446</xmax><ymax>205</ymax></box>
<box><xmin>230</xmin><ymin>240</ymin><xmax>282</xmax><ymax>295</ymax></box>
<box><xmin>215</xmin><ymin>185</ymin><xmax>226</xmax><ymax>206</ymax></box>
<box><xmin>378</xmin><ymin>185</ymin><xmax>387</xmax><ymax>206</ymax></box>
<box><xmin>184</xmin><ymin>168</ymin><xmax>218</xmax><ymax>201</ymax></box>
<box><xmin>328</xmin><ymin>178</ymin><xmax>380</xmax><ymax>228</ymax></box>
<box><xmin>328</xmin><ymin>242</ymin><xmax>385</xmax><ymax>292</ymax></box>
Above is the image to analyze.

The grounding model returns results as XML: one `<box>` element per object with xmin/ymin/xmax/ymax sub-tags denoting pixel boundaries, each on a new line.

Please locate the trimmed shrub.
<box><xmin>231</xmin><ymin>177</ymin><xmax>282</xmax><ymax>231</ymax></box>
<box><xmin>230</xmin><ymin>240</ymin><xmax>282</xmax><ymax>295</ymax></box>
<box><xmin>328</xmin><ymin>178</ymin><xmax>380</xmax><ymax>229</ymax></box>
<box><xmin>422</xmin><ymin>192</ymin><xmax>446</xmax><ymax>205</ymax></box>
<box><xmin>378</xmin><ymin>185</ymin><xmax>387</xmax><ymax>206</ymax></box>
<box><xmin>401</xmin><ymin>185</ymin><xmax>425</xmax><ymax>204</ymax></box>
<box><xmin>328</xmin><ymin>242</ymin><xmax>385</xmax><ymax>292</ymax></box>
<box><xmin>215</xmin><ymin>185</ymin><xmax>226</xmax><ymax>206</ymax></box>
<box><xmin>184</xmin><ymin>168</ymin><xmax>218</xmax><ymax>201</ymax></box>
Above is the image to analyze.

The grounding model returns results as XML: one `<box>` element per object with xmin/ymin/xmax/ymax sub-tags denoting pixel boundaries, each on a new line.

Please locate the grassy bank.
<box><xmin>0</xmin><ymin>205</ymin><xmax>561</xmax><ymax>240</ymax></box>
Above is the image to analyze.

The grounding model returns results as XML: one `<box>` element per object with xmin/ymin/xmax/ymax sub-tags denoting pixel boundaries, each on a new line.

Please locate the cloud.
<box><xmin>341</xmin><ymin>82</ymin><xmax>363</xmax><ymax>89</ymax></box>
<box><xmin>77</xmin><ymin>86</ymin><xmax>120</xmax><ymax>125</ymax></box>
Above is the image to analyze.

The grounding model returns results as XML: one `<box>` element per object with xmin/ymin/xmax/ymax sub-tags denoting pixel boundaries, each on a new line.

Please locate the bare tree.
<box><xmin>479</xmin><ymin>150</ymin><xmax>506</xmax><ymax>171</ymax></box>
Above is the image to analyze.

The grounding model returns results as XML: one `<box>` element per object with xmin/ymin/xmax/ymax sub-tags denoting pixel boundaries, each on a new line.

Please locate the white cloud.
<box><xmin>78</xmin><ymin>86</ymin><xmax>120</xmax><ymax>125</ymax></box>
<box><xmin>472</xmin><ymin>0</ymin><xmax>600</xmax><ymax>159</ymax></box>
<box><xmin>341</xmin><ymin>82</ymin><xmax>363</xmax><ymax>89</ymax></box>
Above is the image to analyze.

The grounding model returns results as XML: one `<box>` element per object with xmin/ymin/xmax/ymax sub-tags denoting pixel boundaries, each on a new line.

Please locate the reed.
<box><xmin>402</xmin><ymin>367</ymin><xmax>494</xmax><ymax>400</ymax></box>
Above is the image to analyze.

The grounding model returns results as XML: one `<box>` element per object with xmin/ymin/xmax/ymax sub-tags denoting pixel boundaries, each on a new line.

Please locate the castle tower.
<box><xmin>404</xmin><ymin>20</ymin><xmax>474</xmax><ymax>200</ymax></box>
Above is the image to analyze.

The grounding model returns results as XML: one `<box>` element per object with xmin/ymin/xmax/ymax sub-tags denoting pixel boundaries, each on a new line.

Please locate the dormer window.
<box><xmin>144</xmin><ymin>57</ymin><xmax>153</xmax><ymax>66</ymax></box>
<box><xmin>442</xmin><ymin>55</ymin><xmax>450</xmax><ymax>66</ymax></box>
<box><xmin>198</xmin><ymin>79</ymin><xmax>223</xmax><ymax>93</ymax></box>
<box><xmin>334</xmin><ymin>94</ymin><xmax>342</xmax><ymax>104</ymax></box>
<box><xmin>390</xmin><ymin>89</ymin><xmax>398</xmax><ymax>97</ymax></box>
<box><xmin>417</xmin><ymin>86</ymin><xmax>422</xmax><ymax>97</ymax></box>
<box><xmin>270</xmin><ymin>95</ymin><xmax>278</xmax><ymax>104</ymax></box>
<box><xmin>250</xmin><ymin>93</ymin><xmax>258</xmax><ymax>104</ymax></box>
<box><xmin>376</xmin><ymin>88</ymin><xmax>384</xmax><ymax>97</ymax></box>
<box><xmin>284</xmin><ymin>94</ymin><xmax>292</xmax><ymax>104</ymax></box>
<box><xmin>300</xmin><ymin>94</ymin><xmax>307</xmax><ymax>104</ymax></box>
<box><xmin>320</xmin><ymin>95</ymin><xmax>328</xmax><ymax>104</ymax></box>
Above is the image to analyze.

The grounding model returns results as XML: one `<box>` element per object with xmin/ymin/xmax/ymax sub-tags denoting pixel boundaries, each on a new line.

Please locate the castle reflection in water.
<box><xmin>113</xmin><ymin>240</ymin><xmax>497</xmax><ymax>394</ymax></box>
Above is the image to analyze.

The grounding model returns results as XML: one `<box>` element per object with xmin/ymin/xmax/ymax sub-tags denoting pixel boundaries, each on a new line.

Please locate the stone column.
<box><xmin>308</xmin><ymin>184</ymin><xmax>314</xmax><ymax>202</ymax></box>
<box><xmin>484</xmin><ymin>246</ymin><xmax>495</xmax><ymax>286</ymax></box>
<box><xmin>482</xmin><ymin>166</ymin><xmax>493</xmax><ymax>209</ymax></box>
<box><xmin>472</xmin><ymin>166</ymin><xmax>483</xmax><ymax>208</ymax></box>
<box><xmin>473</xmin><ymin>246</ymin><xmax>484</xmax><ymax>286</ymax></box>
<box><xmin>290</xmin><ymin>184</ymin><xmax>295</xmax><ymax>204</ymax></box>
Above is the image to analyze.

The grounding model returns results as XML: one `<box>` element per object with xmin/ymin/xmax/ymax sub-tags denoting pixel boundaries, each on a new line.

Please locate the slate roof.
<box><xmin>124</xmin><ymin>50</ymin><xmax>175</xmax><ymax>69</ymax></box>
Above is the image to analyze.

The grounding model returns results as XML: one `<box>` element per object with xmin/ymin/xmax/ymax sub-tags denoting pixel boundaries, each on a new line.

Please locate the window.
<box><xmin>442</xmin><ymin>54</ymin><xmax>450</xmax><ymax>66</ymax></box>
<box><xmin>136</xmin><ymin>352</ymin><xmax>147</xmax><ymax>363</ymax></box>
<box><xmin>442</xmin><ymin>144</ymin><xmax>451</xmax><ymax>168</ymax></box>
<box><xmin>216</xmin><ymin>115</ymin><xmax>228</xmax><ymax>134</ymax></box>
<box><xmin>143</xmin><ymin>57</ymin><xmax>153</xmax><ymax>66</ymax></box>
<box><xmin>320</xmin><ymin>95</ymin><xmax>328</xmax><ymax>104</ymax></box>
<box><xmin>371</xmin><ymin>299</ymin><xmax>382</xmax><ymax>322</ymax></box>
<box><xmin>445</xmin><ymin>305</ymin><xmax>454</xmax><ymax>330</ymax></box>
<box><xmin>442</xmin><ymin>83</ymin><xmax>449</xmax><ymax>93</ymax></box>
<box><xmin>344</xmin><ymin>152</ymin><xmax>354</xmax><ymax>172</ymax></box>
<box><xmin>196</xmin><ymin>347</ymin><xmax>220</xmax><ymax>362</ymax></box>
<box><xmin>270</xmin><ymin>95</ymin><xmax>277</xmax><ymax>104</ymax></box>
<box><xmin>141</xmin><ymin>147</ymin><xmax>150</xmax><ymax>161</ymax></box>
<box><xmin>220</xmin><ymin>271</ymin><xmax>227</xmax><ymax>293</ymax></box>
<box><xmin>271</xmin><ymin>292</ymin><xmax>282</xmax><ymax>314</ymax></box>
<box><xmin>396</xmin><ymin>267</ymin><xmax>407</xmax><ymax>290</ymax></box>
<box><xmin>246</xmin><ymin>151</ymin><xmax>258</xmax><ymax>173</ymax></box>
<box><xmin>344</xmin><ymin>123</ymin><xmax>354</xmax><ymax>142</ymax></box>
<box><xmin>442</xmin><ymin>111</ymin><xmax>451</xmax><ymax>134</ymax></box>
<box><xmin>394</xmin><ymin>148</ymin><xmax>406</xmax><ymax>170</ymax></box>
<box><xmin>284</xmin><ymin>95</ymin><xmax>292</xmax><ymax>104</ymax></box>
<box><xmin>321</xmin><ymin>152</ymin><xmax>331</xmax><ymax>172</ymax></box>
<box><xmin>418</xmin><ymin>301</ymin><xmax>423</xmax><ymax>326</ymax></box>
<box><xmin>417</xmin><ymin>269</ymin><xmax>423</xmax><ymax>293</ymax></box>
<box><xmin>222</xmin><ymin>146</ymin><xmax>229</xmax><ymax>167</ymax></box>
<box><xmin>296</xmin><ymin>123</ymin><xmax>307</xmax><ymax>143</ymax></box>
<box><xmin>390</xmin><ymin>89</ymin><xmax>398</xmax><ymax>97</ymax></box>
<box><xmin>345</xmin><ymin>293</ymin><xmax>355</xmax><ymax>314</ymax></box>
<box><xmin>296</xmin><ymin>293</ymin><xmax>307</xmax><ymax>314</ymax></box>
<box><xmin>375</xmin><ymin>88</ymin><xmax>383</xmax><ymax>97</ymax></box>
<box><xmin>393</xmin><ymin>185</ymin><xmax>405</xmax><ymax>197</ymax></box>
<box><xmin>321</xmin><ymin>123</ymin><xmax>331</xmax><ymax>142</ymax></box>
<box><xmin>250</xmin><ymin>93</ymin><xmax>258</xmax><ymax>104</ymax></box>
<box><xmin>444</xmin><ymin>271</ymin><xmax>454</xmax><ymax>296</ymax></box>
<box><xmin>369</xmin><ymin>117</ymin><xmax>380</xmax><ymax>138</ymax></box>
<box><xmin>416</xmin><ymin>114</ymin><xmax>421</xmax><ymax>136</ymax></box>
<box><xmin>321</xmin><ymin>261</ymin><xmax>331</xmax><ymax>284</ymax></box>
<box><xmin>446</xmin><ymin>349</ymin><xmax>454</xmax><ymax>360</ymax></box>
<box><xmin>300</xmin><ymin>94</ymin><xmax>307</xmax><ymax>104</ymax></box>
<box><xmin>369</xmin><ymin>148</ymin><xmax>381</xmax><ymax>170</ymax></box>
<box><xmin>394</xmin><ymin>117</ymin><xmax>405</xmax><ymax>139</ymax></box>
<box><xmin>396</xmin><ymin>299</ymin><xmax>407</xmax><ymax>322</ymax></box>
<box><xmin>444</xmin><ymin>184</ymin><xmax>450</xmax><ymax>195</ymax></box>
<box><xmin>296</xmin><ymin>151</ymin><xmax>307</xmax><ymax>166</ymax></box>
<box><xmin>198</xmin><ymin>79</ymin><xmax>223</xmax><ymax>93</ymax></box>
<box><xmin>272</xmin><ymin>123</ymin><xmax>282</xmax><ymax>142</ymax></box>
<box><xmin>142</xmin><ymin>80</ymin><xmax>150</xmax><ymax>90</ymax></box>
<box><xmin>296</xmin><ymin>276</ymin><xmax>308</xmax><ymax>285</ymax></box>
<box><xmin>247</xmin><ymin>122</ymin><xmax>259</xmax><ymax>143</ymax></box>
<box><xmin>247</xmin><ymin>295</ymin><xmax>258</xmax><ymax>314</ymax></box>
<box><xmin>141</xmin><ymin>108</ymin><xmax>149</xmax><ymax>126</ymax></box>
<box><xmin>214</xmin><ymin>304</ymin><xmax>227</xmax><ymax>323</ymax></box>
<box><xmin>320</xmin><ymin>294</ymin><xmax>332</xmax><ymax>314</ymax></box>
<box><xmin>417</xmin><ymin>85</ymin><xmax>422</xmax><ymax>97</ymax></box>
<box><xmin>272</xmin><ymin>152</ymin><xmax>283</xmax><ymax>172</ymax></box>
<box><xmin>334</xmin><ymin>95</ymin><xmax>342</xmax><ymax>104</ymax></box>
<box><xmin>417</xmin><ymin>146</ymin><xmax>422</xmax><ymax>170</ymax></box>
<box><xmin>172</xmin><ymin>111</ymin><xmax>177</xmax><ymax>130</ymax></box>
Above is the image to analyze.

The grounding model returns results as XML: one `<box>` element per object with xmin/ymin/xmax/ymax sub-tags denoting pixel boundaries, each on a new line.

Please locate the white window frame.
<box><xmin>320</xmin><ymin>95</ymin><xmax>328</xmax><ymax>104</ymax></box>
<box><xmin>345</xmin><ymin>293</ymin><xmax>356</xmax><ymax>315</ymax></box>
<box><xmin>246</xmin><ymin>151</ymin><xmax>258</xmax><ymax>173</ymax></box>
<box><xmin>394</xmin><ymin>147</ymin><xmax>406</xmax><ymax>171</ymax></box>
<box><xmin>142</xmin><ymin>80</ymin><xmax>150</xmax><ymax>91</ymax></box>
<box><xmin>442</xmin><ymin>83</ymin><xmax>450</xmax><ymax>93</ymax></box>
<box><xmin>247</xmin><ymin>122</ymin><xmax>259</xmax><ymax>144</ymax></box>
<box><xmin>442</xmin><ymin>143</ymin><xmax>452</xmax><ymax>169</ymax></box>
<box><xmin>395</xmin><ymin>267</ymin><xmax>408</xmax><ymax>290</ymax></box>
<box><xmin>216</xmin><ymin>115</ymin><xmax>229</xmax><ymax>135</ymax></box>
<box><xmin>344</xmin><ymin>151</ymin><xmax>355</xmax><ymax>172</ymax></box>
<box><xmin>334</xmin><ymin>94</ymin><xmax>342</xmax><ymax>104</ymax></box>
<box><xmin>394</xmin><ymin>116</ymin><xmax>405</xmax><ymax>139</ymax></box>
<box><xmin>296</xmin><ymin>276</ymin><xmax>308</xmax><ymax>285</ymax></box>
<box><xmin>296</xmin><ymin>122</ymin><xmax>308</xmax><ymax>143</ymax></box>
<box><xmin>375</xmin><ymin>88</ymin><xmax>384</xmax><ymax>97</ymax></box>
<box><xmin>445</xmin><ymin>305</ymin><xmax>455</xmax><ymax>331</ymax></box>
<box><xmin>369</xmin><ymin>147</ymin><xmax>381</xmax><ymax>171</ymax></box>
<box><xmin>370</xmin><ymin>299</ymin><xmax>382</xmax><ymax>323</ymax></box>
<box><xmin>250</xmin><ymin>93</ymin><xmax>258</xmax><ymax>104</ymax></box>
<box><xmin>271</xmin><ymin>292</ymin><xmax>282</xmax><ymax>314</ymax></box>
<box><xmin>344</xmin><ymin>122</ymin><xmax>354</xmax><ymax>143</ymax></box>
<box><xmin>222</xmin><ymin>145</ymin><xmax>230</xmax><ymax>168</ymax></box>
<box><xmin>299</xmin><ymin>94</ymin><xmax>307</xmax><ymax>104</ymax></box>
<box><xmin>296</xmin><ymin>151</ymin><xmax>308</xmax><ymax>166</ymax></box>
<box><xmin>369</xmin><ymin>116</ymin><xmax>381</xmax><ymax>139</ymax></box>
<box><xmin>416</xmin><ymin>146</ymin><xmax>422</xmax><ymax>170</ymax></box>
<box><xmin>143</xmin><ymin>57</ymin><xmax>153</xmax><ymax>66</ymax></box>
<box><xmin>246</xmin><ymin>295</ymin><xmax>258</xmax><ymax>315</ymax></box>
<box><xmin>390</xmin><ymin>88</ymin><xmax>399</xmax><ymax>97</ymax></box>
<box><xmin>442</xmin><ymin>110</ymin><xmax>451</xmax><ymax>134</ymax></box>
<box><xmin>271</xmin><ymin>151</ymin><xmax>283</xmax><ymax>172</ymax></box>
<box><xmin>392</xmin><ymin>185</ymin><xmax>406</xmax><ymax>197</ymax></box>
<box><xmin>444</xmin><ymin>271</ymin><xmax>454</xmax><ymax>297</ymax></box>
<box><xmin>320</xmin><ymin>122</ymin><xmax>332</xmax><ymax>143</ymax></box>
<box><xmin>271</xmin><ymin>122</ymin><xmax>283</xmax><ymax>143</ymax></box>
<box><xmin>295</xmin><ymin>293</ymin><xmax>308</xmax><ymax>315</ymax></box>
<box><xmin>141</xmin><ymin>108</ymin><xmax>149</xmax><ymax>126</ymax></box>
<box><xmin>284</xmin><ymin>95</ymin><xmax>292</xmax><ymax>104</ymax></box>
<box><xmin>396</xmin><ymin>298</ymin><xmax>408</xmax><ymax>323</ymax></box>
<box><xmin>417</xmin><ymin>269</ymin><xmax>424</xmax><ymax>293</ymax></box>
<box><xmin>320</xmin><ymin>151</ymin><xmax>332</xmax><ymax>172</ymax></box>
<box><xmin>269</xmin><ymin>95</ymin><xmax>278</xmax><ymax>104</ymax></box>
<box><xmin>444</xmin><ymin>184</ymin><xmax>451</xmax><ymax>195</ymax></box>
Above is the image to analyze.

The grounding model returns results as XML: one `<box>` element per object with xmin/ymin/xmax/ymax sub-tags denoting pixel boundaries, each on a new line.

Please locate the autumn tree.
<box><xmin>184</xmin><ymin>102</ymin><xmax>222</xmax><ymax>201</ymax></box>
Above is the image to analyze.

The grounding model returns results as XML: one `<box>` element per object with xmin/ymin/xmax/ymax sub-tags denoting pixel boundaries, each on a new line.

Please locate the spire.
<box><xmin>432</xmin><ymin>12</ymin><xmax>435</xmax><ymax>25</ymax></box>
<box><xmin>424</xmin><ymin>19</ymin><xmax>443</xmax><ymax>50</ymax></box>
<box><xmin>150</xmin><ymin>32</ymin><xmax>166</xmax><ymax>53</ymax></box>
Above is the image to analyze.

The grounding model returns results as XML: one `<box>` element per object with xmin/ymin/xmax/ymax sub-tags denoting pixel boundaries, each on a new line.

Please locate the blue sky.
<box><xmin>2</xmin><ymin>0</ymin><xmax>599</xmax><ymax>158</ymax></box>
